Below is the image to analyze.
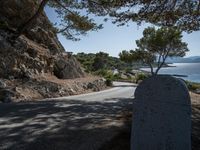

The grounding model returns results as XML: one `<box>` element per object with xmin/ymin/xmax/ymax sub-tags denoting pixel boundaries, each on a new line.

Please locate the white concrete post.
<box><xmin>131</xmin><ymin>75</ymin><xmax>191</xmax><ymax>150</ymax></box>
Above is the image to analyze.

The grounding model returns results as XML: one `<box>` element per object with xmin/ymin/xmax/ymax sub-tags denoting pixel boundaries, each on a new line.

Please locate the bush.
<box><xmin>94</xmin><ymin>69</ymin><xmax>115</xmax><ymax>79</ymax></box>
<box><xmin>105</xmin><ymin>78</ymin><xmax>113</xmax><ymax>86</ymax></box>
<box><xmin>124</xmin><ymin>67</ymin><xmax>133</xmax><ymax>74</ymax></box>
<box><xmin>94</xmin><ymin>69</ymin><xmax>109</xmax><ymax>77</ymax></box>
<box><xmin>0</xmin><ymin>21</ymin><xmax>8</xmax><ymax>30</ymax></box>
<box><xmin>113</xmin><ymin>74</ymin><xmax>121</xmax><ymax>80</ymax></box>
<box><xmin>185</xmin><ymin>81</ymin><xmax>200</xmax><ymax>91</ymax></box>
<box><xmin>135</xmin><ymin>73</ymin><xmax>148</xmax><ymax>83</ymax></box>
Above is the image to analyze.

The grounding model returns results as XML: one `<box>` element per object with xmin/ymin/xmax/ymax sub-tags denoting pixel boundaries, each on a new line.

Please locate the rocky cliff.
<box><xmin>0</xmin><ymin>0</ymin><xmax>106</xmax><ymax>102</ymax></box>
<box><xmin>0</xmin><ymin>0</ymin><xmax>64</xmax><ymax>54</ymax></box>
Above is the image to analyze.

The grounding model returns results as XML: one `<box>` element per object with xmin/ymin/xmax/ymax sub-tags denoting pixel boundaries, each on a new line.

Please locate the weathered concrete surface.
<box><xmin>131</xmin><ymin>75</ymin><xmax>191</xmax><ymax>150</ymax></box>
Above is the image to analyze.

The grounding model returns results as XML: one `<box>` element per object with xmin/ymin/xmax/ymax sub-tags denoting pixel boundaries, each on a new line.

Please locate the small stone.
<box><xmin>0</xmin><ymin>80</ymin><xmax>6</xmax><ymax>89</ymax></box>
<box><xmin>26</xmin><ymin>48</ymin><xmax>38</xmax><ymax>58</ymax></box>
<box><xmin>87</xmin><ymin>82</ymin><xmax>94</xmax><ymax>89</ymax></box>
<box><xmin>68</xmin><ymin>88</ymin><xmax>76</xmax><ymax>95</ymax></box>
<box><xmin>0</xmin><ymin>89</ymin><xmax>15</xmax><ymax>103</ymax></box>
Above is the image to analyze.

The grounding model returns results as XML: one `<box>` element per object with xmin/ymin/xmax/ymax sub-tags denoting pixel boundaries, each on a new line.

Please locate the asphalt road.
<box><xmin>0</xmin><ymin>82</ymin><xmax>136</xmax><ymax>150</ymax></box>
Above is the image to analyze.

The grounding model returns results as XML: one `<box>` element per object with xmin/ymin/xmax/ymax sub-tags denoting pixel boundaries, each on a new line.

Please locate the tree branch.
<box><xmin>148</xmin><ymin>63</ymin><xmax>154</xmax><ymax>75</ymax></box>
<box><xmin>53</xmin><ymin>0</ymin><xmax>74</xmax><ymax>14</ymax></box>
<box><xmin>15</xmin><ymin>0</ymin><xmax>49</xmax><ymax>38</ymax></box>
<box><xmin>155</xmin><ymin>48</ymin><xmax>170</xmax><ymax>75</ymax></box>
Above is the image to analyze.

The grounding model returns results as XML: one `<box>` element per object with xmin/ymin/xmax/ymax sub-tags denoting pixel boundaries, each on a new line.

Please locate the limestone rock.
<box><xmin>0</xmin><ymin>0</ymin><xmax>64</xmax><ymax>54</ymax></box>
<box><xmin>0</xmin><ymin>89</ymin><xmax>15</xmax><ymax>103</ymax></box>
<box><xmin>0</xmin><ymin>0</ymin><xmax>106</xmax><ymax>102</ymax></box>
<box><xmin>87</xmin><ymin>79</ymin><xmax>106</xmax><ymax>91</ymax></box>
<box><xmin>0</xmin><ymin>80</ymin><xmax>6</xmax><ymax>89</ymax></box>
<box><xmin>54</xmin><ymin>53</ymin><xmax>85</xmax><ymax>79</ymax></box>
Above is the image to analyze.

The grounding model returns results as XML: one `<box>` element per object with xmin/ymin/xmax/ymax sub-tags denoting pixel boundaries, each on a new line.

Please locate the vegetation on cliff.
<box><xmin>74</xmin><ymin>52</ymin><xmax>129</xmax><ymax>72</ymax></box>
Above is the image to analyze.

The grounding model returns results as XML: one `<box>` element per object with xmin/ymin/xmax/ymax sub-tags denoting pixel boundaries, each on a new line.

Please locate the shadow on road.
<box><xmin>0</xmin><ymin>98</ymin><xmax>133</xmax><ymax>150</ymax></box>
<box><xmin>112</xmin><ymin>85</ymin><xmax>137</xmax><ymax>88</ymax></box>
<box><xmin>192</xmin><ymin>104</ymin><xmax>200</xmax><ymax>150</ymax></box>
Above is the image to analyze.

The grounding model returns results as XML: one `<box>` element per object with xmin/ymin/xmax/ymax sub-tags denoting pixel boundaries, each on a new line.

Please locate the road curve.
<box><xmin>50</xmin><ymin>82</ymin><xmax>136</xmax><ymax>101</ymax></box>
<box><xmin>0</xmin><ymin>82</ymin><xmax>136</xmax><ymax>150</ymax></box>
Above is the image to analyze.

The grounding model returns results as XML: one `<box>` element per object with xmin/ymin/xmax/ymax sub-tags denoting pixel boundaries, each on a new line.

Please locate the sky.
<box><xmin>45</xmin><ymin>7</ymin><xmax>200</xmax><ymax>58</ymax></box>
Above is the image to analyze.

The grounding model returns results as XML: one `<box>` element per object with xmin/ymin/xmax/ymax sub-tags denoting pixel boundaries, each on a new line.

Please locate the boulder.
<box><xmin>0</xmin><ymin>89</ymin><xmax>15</xmax><ymax>103</ymax></box>
<box><xmin>87</xmin><ymin>79</ymin><xmax>106</xmax><ymax>91</ymax></box>
<box><xmin>0</xmin><ymin>80</ymin><xmax>6</xmax><ymax>89</ymax></box>
<box><xmin>54</xmin><ymin>53</ymin><xmax>85</xmax><ymax>79</ymax></box>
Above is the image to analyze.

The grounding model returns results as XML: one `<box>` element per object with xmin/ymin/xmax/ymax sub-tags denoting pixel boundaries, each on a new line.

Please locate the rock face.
<box><xmin>0</xmin><ymin>0</ymin><xmax>106</xmax><ymax>102</ymax></box>
<box><xmin>0</xmin><ymin>0</ymin><xmax>64</xmax><ymax>53</ymax></box>
<box><xmin>9</xmin><ymin>77</ymin><xmax>106</xmax><ymax>102</ymax></box>
<box><xmin>0</xmin><ymin>0</ymin><xmax>85</xmax><ymax>79</ymax></box>
<box><xmin>54</xmin><ymin>53</ymin><xmax>85</xmax><ymax>79</ymax></box>
<box><xmin>0</xmin><ymin>30</ymin><xmax>85</xmax><ymax>79</ymax></box>
<box><xmin>131</xmin><ymin>75</ymin><xmax>191</xmax><ymax>150</ymax></box>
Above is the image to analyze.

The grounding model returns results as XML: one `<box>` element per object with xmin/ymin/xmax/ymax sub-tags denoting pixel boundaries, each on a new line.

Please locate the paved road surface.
<box><xmin>0</xmin><ymin>82</ymin><xmax>136</xmax><ymax>150</ymax></box>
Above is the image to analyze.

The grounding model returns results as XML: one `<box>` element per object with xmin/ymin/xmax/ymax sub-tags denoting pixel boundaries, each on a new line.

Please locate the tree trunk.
<box><xmin>155</xmin><ymin>50</ymin><xmax>170</xmax><ymax>75</ymax></box>
<box><xmin>155</xmin><ymin>57</ymin><xmax>166</xmax><ymax>75</ymax></box>
<box><xmin>148</xmin><ymin>63</ymin><xmax>154</xmax><ymax>76</ymax></box>
<box><xmin>155</xmin><ymin>65</ymin><xmax>161</xmax><ymax>75</ymax></box>
<box><xmin>14</xmin><ymin>0</ymin><xmax>49</xmax><ymax>39</ymax></box>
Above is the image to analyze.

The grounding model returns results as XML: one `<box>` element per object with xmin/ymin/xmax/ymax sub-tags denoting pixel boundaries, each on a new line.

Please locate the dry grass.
<box><xmin>98</xmin><ymin>112</ymin><xmax>132</xmax><ymax>150</ymax></box>
<box><xmin>191</xmin><ymin>92</ymin><xmax>200</xmax><ymax>150</ymax></box>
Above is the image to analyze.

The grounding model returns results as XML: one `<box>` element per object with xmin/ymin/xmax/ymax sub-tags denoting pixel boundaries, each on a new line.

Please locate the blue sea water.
<box><xmin>141</xmin><ymin>63</ymin><xmax>200</xmax><ymax>83</ymax></box>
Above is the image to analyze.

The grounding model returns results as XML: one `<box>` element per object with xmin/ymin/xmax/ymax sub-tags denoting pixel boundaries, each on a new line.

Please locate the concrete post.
<box><xmin>131</xmin><ymin>75</ymin><xmax>191</xmax><ymax>150</ymax></box>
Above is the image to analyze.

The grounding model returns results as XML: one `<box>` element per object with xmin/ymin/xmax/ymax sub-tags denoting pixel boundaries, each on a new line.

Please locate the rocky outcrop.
<box><xmin>0</xmin><ymin>79</ymin><xmax>14</xmax><ymax>103</ymax></box>
<box><xmin>0</xmin><ymin>0</ymin><xmax>64</xmax><ymax>54</ymax></box>
<box><xmin>0</xmin><ymin>77</ymin><xmax>106</xmax><ymax>102</ymax></box>
<box><xmin>54</xmin><ymin>53</ymin><xmax>85</xmax><ymax>79</ymax></box>
<box><xmin>0</xmin><ymin>30</ymin><xmax>85</xmax><ymax>79</ymax></box>
<box><xmin>0</xmin><ymin>0</ymin><xmax>107</xmax><ymax>102</ymax></box>
<box><xmin>0</xmin><ymin>31</ymin><xmax>52</xmax><ymax>79</ymax></box>
<box><xmin>0</xmin><ymin>0</ymin><xmax>86</xmax><ymax>79</ymax></box>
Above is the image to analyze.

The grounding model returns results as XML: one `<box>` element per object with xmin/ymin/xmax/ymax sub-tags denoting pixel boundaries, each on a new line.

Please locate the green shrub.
<box><xmin>185</xmin><ymin>81</ymin><xmax>200</xmax><ymax>91</ymax></box>
<box><xmin>113</xmin><ymin>74</ymin><xmax>121</xmax><ymax>80</ymax></box>
<box><xmin>135</xmin><ymin>73</ymin><xmax>148</xmax><ymax>83</ymax></box>
<box><xmin>94</xmin><ymin>69</ymin><xmax>108</xmax><ymax>77</ymax></box>
<box><xmin>105</xmin><ymin>78</ymin><xmax>113</xmax><ymax>86</ymax></box>
<box><xmin>125</xmin><ymin>67</ymin><xmax>132</xmax><ymax>73</ymax></box>
<box><xmin>94</xmin><ymin>69</ymin><xmax>115</xmax><ymax>80</ymax></box>
<box><xmin>0</xmin><ymin>21</ymin><xmax>8</xmax><ymax>29</ymax></box>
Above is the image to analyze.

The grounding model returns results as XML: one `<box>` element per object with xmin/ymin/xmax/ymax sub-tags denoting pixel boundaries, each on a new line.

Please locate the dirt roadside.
<box><xmin>100</xmin><ymin>92</ymin><xmax>200</xmax><ymax>150</ymax></box>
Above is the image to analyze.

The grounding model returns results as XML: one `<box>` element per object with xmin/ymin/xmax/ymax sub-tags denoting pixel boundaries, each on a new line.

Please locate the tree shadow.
<box><xmin>0</xmin><ymin>98</ymin><xmax>133</xmax><ymax>150</ymax></box>
<box><xmin>192</xmin><ymin>104</ymin><xmax>200</xmax><ymax>150</ymax></box>
<box><xmin>112</xmin><ymin>84</ymin><xmax>137</xmax><ymax>88</ymax></box>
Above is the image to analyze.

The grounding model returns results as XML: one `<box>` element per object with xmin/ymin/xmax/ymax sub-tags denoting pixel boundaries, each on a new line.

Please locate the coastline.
<box><xmin>139</xmin><ymin>63</ymin><xmax>200</xmax><ymax>83</ymax></box>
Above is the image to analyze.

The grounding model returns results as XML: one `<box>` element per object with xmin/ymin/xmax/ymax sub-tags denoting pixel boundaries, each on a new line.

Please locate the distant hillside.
<box><xmin>166</xmin><ymin>56</ymin><xmax>200</xmax><ymax>63</ymax></box>
<box><xmin>74</xmin><ymin>52</ymin><xmax>130</xmax><ymax>72</ymax></box>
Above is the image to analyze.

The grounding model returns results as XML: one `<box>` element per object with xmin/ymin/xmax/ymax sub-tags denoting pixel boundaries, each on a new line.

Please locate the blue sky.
<box><xmin>45</xmin><ymin>7</ymin><xmax>200</xmax><ymax>57</ymax></box>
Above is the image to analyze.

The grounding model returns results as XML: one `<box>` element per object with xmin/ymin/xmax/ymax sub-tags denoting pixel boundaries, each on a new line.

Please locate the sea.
<box><xmin>141</xmin><ymin>63</ymin><xmax>200</xmax><ymax>83</ymax></box>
